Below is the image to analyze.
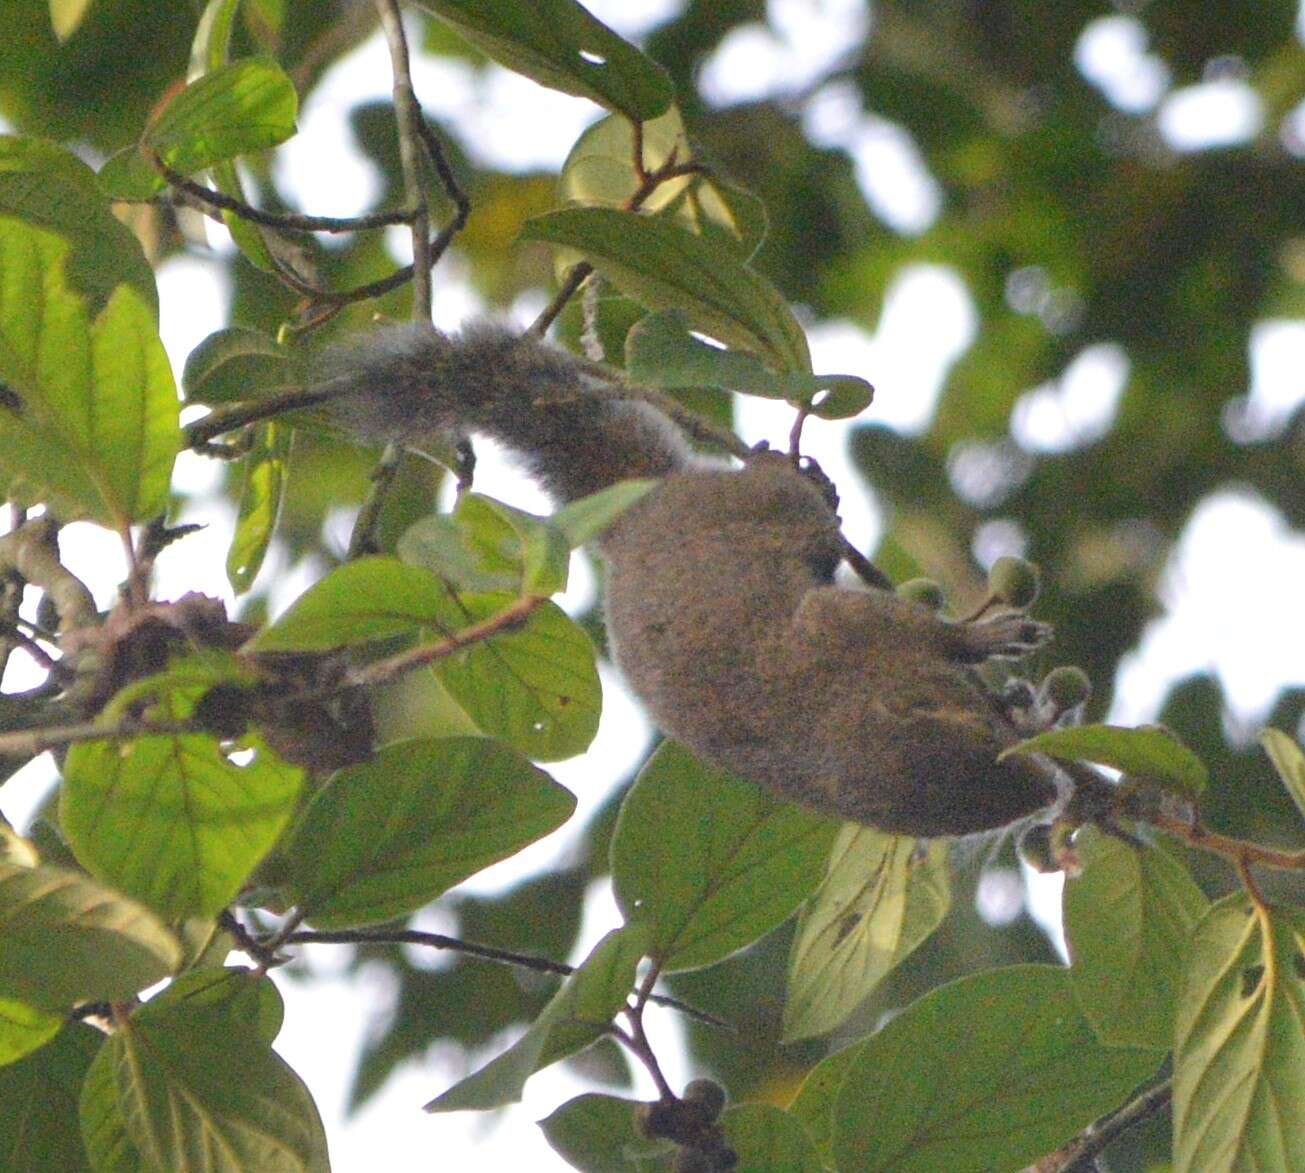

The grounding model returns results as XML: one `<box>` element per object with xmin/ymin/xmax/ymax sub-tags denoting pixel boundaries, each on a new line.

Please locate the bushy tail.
<box><xmin>320</xmin><ymin>322</ymin><xmax>689</xmax><ymax>503</ymax></box>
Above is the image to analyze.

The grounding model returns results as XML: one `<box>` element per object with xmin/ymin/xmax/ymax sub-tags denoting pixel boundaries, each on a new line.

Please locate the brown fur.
<box><xmin>324</xmin><ymin>325</ymin><xmax>1057</xmax><ymax>837</ymax></box>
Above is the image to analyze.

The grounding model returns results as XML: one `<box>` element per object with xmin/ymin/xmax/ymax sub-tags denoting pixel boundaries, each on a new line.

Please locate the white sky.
<box><xmin>4</xmin><ymin>1</ymin><xmax>1305</xmax><ymax>1167</ymax></box>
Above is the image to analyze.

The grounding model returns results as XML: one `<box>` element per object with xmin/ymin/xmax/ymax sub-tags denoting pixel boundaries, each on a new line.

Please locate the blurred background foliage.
<box><xmin>4</xmin><ymin>0</ymin><xmax>1304</xmax><ymax>1167</ymax></box>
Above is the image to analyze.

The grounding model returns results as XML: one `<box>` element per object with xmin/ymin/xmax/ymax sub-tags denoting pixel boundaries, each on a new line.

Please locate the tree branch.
<box><xmin>284</xmin><ymin>926</ymin><xmax>730</xmax><ymax>1029</ymax></box>
<box><xmin>151</xmin><ymin>153</ymin><xmax>413</xmax><ymax>233</ymax></box>
<box><xmin>374</xmin><ymin>0</ymin><xmax>431</xmax><ymax>318</ymax></box>
<box><xmin>1030</xmin><ymin>1077</ymin><xmax>1173</xmax><ymax>1172</ymax></box>
<box><xmin>346</xmin><ymin>594</ymin><xmax>545</xmax><ymax>687</ymax></box>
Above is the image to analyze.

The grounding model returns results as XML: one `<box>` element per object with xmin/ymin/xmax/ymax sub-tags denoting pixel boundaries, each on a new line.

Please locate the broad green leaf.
<box><xmin>182</xmin><ymin>325</ymin><xmax>301</xmax><ymax>405</ymax></box>
<box><xmin>49</xmin><ymin>0</ymin><xmax>93</xmax><ymax>42</ymax></box>
<box><xmin>1005</xmin><ymin>722</ymin><xmax>1208</xmax><ymax>796</ymax></box>
<box><xmin>520</xmin><ymin>207</ymin><xmax>811</xmax><ymax>373</ymax></box>
<box><xmin>720</xmin><ymin>1103</ymin><xmax>823</xmax><ymax>1173</ymax></box>
<box><xmin>98</xmin><ymin>58</ymin><xmax>298</xmax><ymax>199</ymax></box>
<box><xmin>61</xmin><ymin>678</ymin><xmax>303</xmax><ymax>919</ymax></box>
<box><xmin>83</xmin><ymin>971</ymin><xmax>328</xmax><ymax>1173</ymax></box>
<box><xmin>538</xmin><ymin>1093</ymin><xmax>674</xmax><ymax>1172</ymax></box>
<box><xmin>191</xmin><ymin>0</ymin><xmax>280</xmax><ymax>271</ymax></box>
<box><xmin>0</xmin><ymin>224</ymin><xmax>178</xmax><ymax>526</ymax></box>
<box><xmin>783</xmin><ymin>827</ymin><xmax>949</xmax><ymax>1042</ymax></box>
<box><xmin>788</xmin><ymin>1041</ymin><xmax>862</xmax><ymax>1163</ymax></box>
<box><xmin>476</xmin><ymin>496</ymin><xmax>571</xmax><ymax>597</ymax></box>
<box><xmin>0</xmin><ymin>136</ymin><xmax>156</xmax><ymax>316</ymax></box>
<box><xmin>0</xmin><ymin>996</ymin><xmax>62</xmax><ymax>1065</ymax></box>
<box><xmin>1260</xmin><ymin>727</ymin><xmax>1305</xmax><ymax>823</ymax></box>
<box><xmin>611</xmin><ymin>742</ymin><xmax>839</xmax><ymax>972</ymax></box>
<box><xmin>832</xmin><ymin>965</ymin><xmax>1162</xmax><ymax>1172</ymax></box>
<box><xmin>80</xmin><ymin>1023</ymin><xmax>144</xmax><ymax>1173</ymax></box>
<box><xmin>435</xmin><ymin>594</ymin><xmax>602</xmax><ymax>762</ymax></box>
<box><xmin>1064</xmin><ymin>826</ymin><xmax>1208</xmax><ymax>1050</ymax></box>
<box><xmin>0</xmin><ymin>862</ymin><xmax>181</xmax><ymax>1008</ymax></box>
<box><xmin>399</xmin><ymin>496</ymin><xmax>527</xmax><ymax>594</ymax></box>
<box><xmin>552</xmin><ymin>479</ymin><xmax>656</xmax><ymax>547</ymax></box>
<box><xmin>559</xmin><ymin>110</ymin><xmax>766</xmax><ymax>259</ymax></box>
<box><xmin>284</xmin><ymin>737</ymin><xmax>575</xmax><ymax>928</ymax></box>
<box><xmin>227</xmin><ymin>421</ymin><xmax>290</xmax><ymax>593</ymax></box>
<box><xmin>249</xmin><ymin>556</ymin><xmax>464</xmax><ymax>651</ymax></box>
<box><xmin>399</xmin><ymin>484</ymin><xmax>653</xmax><ymax>595</ymax></box>
<box><xmin>1173</xmin><ymin>898</ymin><xmax>1305</xmax><ymax>1173</ymax></box>
<box><xmin>627</xmin><ymin>310</ymin><xmax>873</xmax><ymax>420</ymax></box>
<box><xmin>425</xmin><ymin>924</ymin><xmax>650</xmax><ymax>1113</ymax></box>
<box><xmin>413</xmin><ymin>0</ymin><xmax>672</xmax><ymax>121</ymax></box>
<box><xmin>0</xmin><ymin>1022</ymin><xmax>99</xmax><ymax>1172</ymax></box>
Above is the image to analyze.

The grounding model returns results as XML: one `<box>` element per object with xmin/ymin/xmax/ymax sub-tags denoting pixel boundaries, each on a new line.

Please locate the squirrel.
<box><xmin>317</xmin><ymin>321</ymin><xmax>1073</xmax><ymax>838</ymax></box>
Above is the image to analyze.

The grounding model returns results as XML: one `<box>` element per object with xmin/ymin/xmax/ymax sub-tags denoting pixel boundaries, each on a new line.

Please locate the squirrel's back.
<box><xmin>321</xmin><ymin>322</ymin><xmax>690</xmax><ymax>503</ymax></box>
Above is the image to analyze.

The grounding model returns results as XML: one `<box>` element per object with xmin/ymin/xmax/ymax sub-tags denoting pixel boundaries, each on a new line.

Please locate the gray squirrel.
<box><xmin>319</xmin><ymin>321</ymin><xmax>1071</xmax><ymax>837</ymax></box>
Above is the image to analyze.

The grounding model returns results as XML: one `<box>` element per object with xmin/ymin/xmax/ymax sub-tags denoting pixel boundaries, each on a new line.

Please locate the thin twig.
<box><xmin>1152</xmin><ymin>812</ymin><xmax>1305</xmax><ymax>873</ymax></box>
<box><xmin>0</xmin><ymin>519</ymin><xmax>97</xmax><ymax>632</ymax></box>
<box><xmin>374</xmin><ymin>0</ymin><xmax>431</xmax><ymax>318</ymax></box>
<box><xmin>529</xmin><ymin>262</ymin><xmax>594</xmax><ymax>338</ymax></box>
<box><xmin>529</xmin><ymin>148</ymin><xmax>705</xmax><ymax>336</ymax></box>
<box><xmin>0</xmin><ymin>718</ymin><xmax>202</xmax><ymax>759</ymax></box>
<box><xmin>346</xmin><ymin>594</ymin><xmax>545</xmax><ymax>687</ymax></box>
<box><xmin>1032</xmin><ymin>1078</ymin><xmax>1173</xmax><ymax>1172</ymax></box>
<box><xmin>184</xmin><ymin>382</ymin><xmax>346</xmax><ymax>448</ymax></box>
<box><xmin>415</xmin><ymin>119</ymin><xmax>470</xmax><ymax>268</ymax></box>
<box><xmin>346</xmin><ymin>442</ymin><xmax>404</xmax><ymax>558</ymax></box>
<box><xmin>622</xmin><ymin>967</ymin><xmax>676</xmax><ymax>1101</ymax></box>
<box><xmin>151</xmin><ymin>153</ymin><xmax>413</xmax><ymax>233</ymax></box>
<box><xmin>284</xmin><ymin>927</ymin><xmax>730</xmax><ymax>1028</ymax></box>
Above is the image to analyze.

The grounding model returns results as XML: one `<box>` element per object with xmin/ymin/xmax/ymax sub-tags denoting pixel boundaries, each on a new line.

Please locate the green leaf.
<box><xmin>476</xmin><ymin>496</ymin><xmax>572</xmax><ymax>597</ymax></box>
<box><xmin>551</xmin><ymin>479</ymin><xmax>657</xmax><ymax>547</ymax></box>
<box><xmin>413</xmin><ymin>0</ymin><xmax>672</xmax><ymax>121</ymax></box>
<box><xmin>98</xmin><ymin>57</ymin><xmax>298</xmax><ymax>199</ymax></box>
<box><xmin>0</xmin><ymin>1022</ymin><xmax>99</xmax><ymax>1172</ymax></box>
<box><xmin>559</xmin><ymin>109</ymin><xmax>765</xmax><ymax>259</ymax></box>
<box><xmin>434</xmin><ymin>595</ymin><xmax>602</xmax><ymax>762</ymax></box>
<box><xmin>81</xmin><ymin>971</ymin><xmax>329</xmax><ymax>1173</ymax></box>
<box><xmin>79</xmin><ymin>1022</ymin><xmax>144</xmax><ymax>1173</ymax></box>
<box><xmin>284</xmin><ymin>737</ymin><xmax>575</xmax><ymax>928</ymax></box>
<box><xmin>831</xmin><ymin>965</ymin><xmax>1162</xmax><ymax>1172</ymax></box>
<box><xmin>610</xmin><ymin>742</ymin><xmax>839</xmax><ymax>972</ymax></box>
<box><xmin>788</xmin><ymin>1041</ymin><xmax>862</xmax><ymax>1163</ymax></box>
<box><xmin>49</xmin><ymin>0</ymin><xmax>94</xmax><ymax>42</ymax></box>
<box><xmin>538</xmin><ymin>1093</ymin><xmax>674</xmax><ymax>1171</ymax></box>
<box><xmin>182</xmin><ymin>325</ymin><xmax>301</xmax><ymax>405</ymax></box>
<box><xmin>399</xmin><ymin>510</ymin><xmax>525</xmax><ymax>595</ymax></box>
<box><xmin>227</xmin><ymin>421</ymin><xmax>290</xmax><ymax>593</ymax></box>
<box><xmin>626</xmin><ymin>311</ymin><xmax>874</xmax><ymax>420</ymax></box>
<box><xmin>0</xmin><ymin>224</ymin><xmax>178</xmax><ymax>526</ymax></box>
<box><xmin>719</xmin><ymin>1103</ymin><xmax>823</xmax><ymax>1173</ymax></box>
<box><xmin>249</xmin><ymin>556</ymin><xmax>464</xmax><ymax>651</ymax></box>
<box><xmin>425</xmin><ymin>923</ymin><xmax>650</xmax><ymax>1113</ymax></box>
<box><xmin>1064</xmin><ymin>826</ymin><xmax>1208</xmax><ymax>1050</ymax></box>
<box><xmin>520</xmin><ymin>207</ymin><xmax>811</xmax><ymax>372</ymax></box>
<box><xmin>61</xmin><ymin>676</ymin><xmax>303</xmax><ymax>919</ymax></box>
<box><xmin>0</xmin><ymin>996</ymin><xmax>62</xmax><ymax>1066</ymax></box>
<box><xmin>0</xmin><ymin>862</ymin><xmax>181</xmax><ymax>1009</ymax></box>
<box><xmin>1260</xmin><ymin>727</ymin><xmax>1305</xmax><ymax>823</ymax></box>
<box><xmin>1005</xmin><ymin>722</ymin><xmax>1208</xmax><ymax>796</ymax></box>
<box><xmin>783</xmin><ymin>827</ymin><xmax>949</xmax><ymax>1042</ymax></box>
<box><xmin>1173</xmin><ymin>898</ymin><xmax>1305</xmax><ymax>1173</ymax></box>
<box><xmin>190</xmin><ymin>2</ymin><xmax>282</xmax><ymax>271</ymax></box>
<box><xmin>0</xmin><ymin>136</ymin><xmax>156</xmax><ymax>316</ymax></box>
